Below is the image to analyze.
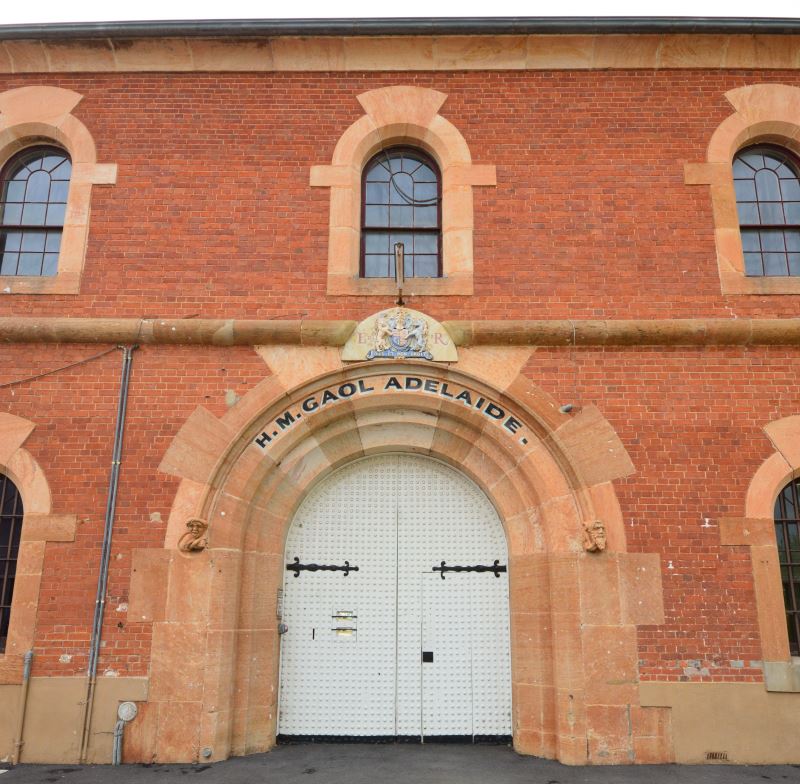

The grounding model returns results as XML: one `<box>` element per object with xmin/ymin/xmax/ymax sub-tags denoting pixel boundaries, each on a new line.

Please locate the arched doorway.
<box><xmin>278</xmin><ymin>453</ymin><xmax>511</xmax><ymax>741</ymax></box>
<box><xmin>144</xmin><ymin>360</ymin><xmax>667</xmax><ymax>765</ymax></box>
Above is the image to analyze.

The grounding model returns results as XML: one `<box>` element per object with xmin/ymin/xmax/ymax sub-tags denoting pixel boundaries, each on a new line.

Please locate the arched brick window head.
<box><xmin>361</xmin><ymin>147</ymin><xmax>441</xmax><ymax>279</ymax></box>
<box><xmin>734</xmin><ymin>145</ymin><xmax>800</xmax><ymax>277</ymax></box>
<box><xmin>1</xmin><ymin>146</ymin><xmax>71</xmax><ymax>277</ymax></box>
<box><xmin>0</xmin><ymin>473</ymin><xmax>23</xmax><ymax>654</ymax></box>
<box><xmin>774</xmin><ymin>477</ymin><xmax>800</xmax><ymax>656</ymax></box>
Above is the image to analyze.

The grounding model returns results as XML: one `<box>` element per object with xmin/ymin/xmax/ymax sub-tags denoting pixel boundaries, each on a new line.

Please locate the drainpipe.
<box><xmin>78</xmin><ymin>345</ymin><xmax>138</xmax><ymax>763</ymax></box>
<box><xmin>11</xmin><ymin>650</ymin><xmax>33</xmax><ymax>764</ymax></box>
<box><xmin>111</xmin><ymin>719</ymin><xmax>124</xmax><ymax>765</ymax></box>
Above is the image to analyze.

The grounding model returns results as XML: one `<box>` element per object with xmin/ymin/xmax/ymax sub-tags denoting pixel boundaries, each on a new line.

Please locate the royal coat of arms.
<box><xmin>367</xmin><ymin>308</ymin><xmax>433</xmax><ymax>360</ymax></box>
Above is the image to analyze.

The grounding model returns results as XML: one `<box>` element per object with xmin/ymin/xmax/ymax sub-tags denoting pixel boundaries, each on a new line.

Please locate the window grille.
<box><xmin>733</xmin><ymin>145</ymin><xmax>800</xmax><ymax>277</ymax></box>
<box><xmin>774</xmin><ymin>477</ymin><xmax>800</xmax><ymax>656</ymax></box>
<box><xmin>0</xmin><ymin>473</ymin><xmax>23</xmax><ymax>653</ymax></box>
<box><xmin>0</xmin><ymin>146</ymin><xmax>72</xmax><ymax>277</ymax></box>
<box><xmin>361</xmin><ymin>147</ymin><xmax>441</xmax><ymax>279</ymax></box>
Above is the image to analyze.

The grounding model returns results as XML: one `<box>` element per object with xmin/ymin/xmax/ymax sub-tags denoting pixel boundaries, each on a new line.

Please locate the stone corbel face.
<box><xmin>177</xmin><ymin>518</ymin><xmax>209</xmax><ymax>552</ymax></box>
<box><xmin>583</xmin><ymin>520</ymin><xmax>607</xmax><ymax>552</ymax></box>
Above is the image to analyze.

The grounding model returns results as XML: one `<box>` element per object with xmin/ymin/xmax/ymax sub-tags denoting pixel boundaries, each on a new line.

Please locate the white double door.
<box><xmin>278</xmin><ymin>454</ymin><xmax>511</xmax><ymax>739</ymax></box>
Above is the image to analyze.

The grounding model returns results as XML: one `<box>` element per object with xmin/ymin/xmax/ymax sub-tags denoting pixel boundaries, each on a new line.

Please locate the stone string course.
<box><xmin>3</xmin><ymin>317</ymin><xmax>800</xmax><ymax>345</ymax></box>
<box><xmin>1</xmin><ymin>34</ymin><xmax>800</xmax><ymax>73</ymax></box>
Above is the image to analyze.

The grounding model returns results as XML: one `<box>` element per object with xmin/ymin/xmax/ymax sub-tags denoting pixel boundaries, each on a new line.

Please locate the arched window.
<box><xmin>775</xmin><ymin>477</ymin><xmax>800</xmax><ymax>656</ymax></box>
<box><xmin>0</xmin><ymin>473</ymin><xmax>23</xmax><ymax>654</ymax></box>
<box><xmin>0</xmin><ymin>145</ymin><xmax>72</xmax><ymax>277</ymax></box>
<box><xmin>733</xmin><ymin>145</ymin><xmax>800</xmax><ymax>277</ymax></box>
<box><xmin>361</xmin><ymin>147</ymin><xmax>441</xmax><ymax>279</ymax></box>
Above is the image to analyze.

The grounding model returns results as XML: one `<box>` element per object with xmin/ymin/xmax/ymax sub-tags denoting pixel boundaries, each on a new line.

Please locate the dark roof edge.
<box><xmin>2</xmin><ymin>17</ymin><xmax>800</xmax><ymax>40</ymax></box>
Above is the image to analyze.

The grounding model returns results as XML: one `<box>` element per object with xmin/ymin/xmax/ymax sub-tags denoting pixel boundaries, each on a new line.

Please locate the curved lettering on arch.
<box><xmin>253</xmin><ymin>373</ymin><xmax>527</xmax><ymax>450</ymax></box>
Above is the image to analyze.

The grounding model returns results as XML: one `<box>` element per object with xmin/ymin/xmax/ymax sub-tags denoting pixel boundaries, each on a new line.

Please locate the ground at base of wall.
<box><xmin>4</xmin><ymin>745</ymin><xmax>800</xmax><ymax>784</ymax></box>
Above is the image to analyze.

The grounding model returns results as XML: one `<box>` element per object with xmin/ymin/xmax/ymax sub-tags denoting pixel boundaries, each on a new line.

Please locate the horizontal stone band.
<box><xmin>2</xmin><ymin>34</ymin><xmax>800</xmax><ymax>73</ymax></box>
<box><xmin>2</xmin><ymin>317</ymin><xmax>800</xmax><ymax>347</ymax></box>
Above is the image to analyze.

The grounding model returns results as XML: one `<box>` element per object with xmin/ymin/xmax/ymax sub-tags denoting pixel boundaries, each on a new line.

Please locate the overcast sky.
<box><xmin>0</xmin><ymin>0</ymin><xmax>798</xmax><ymax>25</ymax></box>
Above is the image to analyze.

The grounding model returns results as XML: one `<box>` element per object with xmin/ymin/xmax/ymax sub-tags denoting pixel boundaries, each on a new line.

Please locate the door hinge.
<box><xmin>432</xmin><ymin>559</ymin><xmax>506</xmax><ymax>579</ymax></box>
<box><xmin>286</xmin><ymin>557</ymin><xmax>360</xmax><ymax>577</ymax></box>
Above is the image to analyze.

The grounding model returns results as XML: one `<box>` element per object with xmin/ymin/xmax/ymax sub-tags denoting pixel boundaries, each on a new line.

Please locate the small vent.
<box><xmin>705</xmin><ymin>751</ymin><xmax>729</xmax><ymax>761</ymax></box>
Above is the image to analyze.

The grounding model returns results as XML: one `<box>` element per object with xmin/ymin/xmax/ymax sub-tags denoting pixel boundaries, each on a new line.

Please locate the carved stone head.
<box><xmin>178</xmin><ymin>517</ymin><xmax>209</xmax><ymax>552</ymax></box>
<box><xmin>583</xmin><ymin>520</ymin><xmax>607</xmax><ymax>553</ymax></box>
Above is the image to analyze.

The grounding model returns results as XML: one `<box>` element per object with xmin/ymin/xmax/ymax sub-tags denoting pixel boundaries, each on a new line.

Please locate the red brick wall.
<box><xmin>2</xmin><ymin>342</ymin><xmax>795</xmax><ymax>681</ymax></box>
<box><xmin>0</xmin><ymin>70</ymin><xmax>799</xmax><ymax>321</ymax></box>
<box><xmin>1</xmin><ymin>69</ymin><xmax>798</xmax><ymax>681</ymax></box>
<box><xmin>526</xmin><ymin>346</ymin><xmax>798</xmax><ymax>683</ymax></box>
<box><xmin>0</xmin><ymin>344</ymin><xmax>267</xmax><ymax>677</ymax></box>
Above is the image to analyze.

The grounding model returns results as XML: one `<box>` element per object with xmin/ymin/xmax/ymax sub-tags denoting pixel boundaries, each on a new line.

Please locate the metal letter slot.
<box><xmin>331</xmin><ymin>610</ymin><xmax>357</xmax><ymax>641</ymax></box>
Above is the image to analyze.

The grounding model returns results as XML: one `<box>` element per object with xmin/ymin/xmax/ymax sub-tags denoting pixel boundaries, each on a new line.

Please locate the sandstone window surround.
<box><xmin>719</xmin><ymin>414</ymin><xmax>800</xmax><ymax>693</ymax></box>
<box><xmin>685</xmin><ymin>83</ymin><xmax>800</xmax><ymax>295</ymax></box>
<box><xmin>311</xmin><ymin>85</ymin><xmax>496</xmax><ymax>297</ymax></box>
<box><xmin>0</xmin><ymin>412</ymin><xmax>77</xmax><ymax>684</ymax></box>
<box><xmin>0</xmin><ymin>86</ymin><xmax>116</xmax><ymax>295</ymax></box>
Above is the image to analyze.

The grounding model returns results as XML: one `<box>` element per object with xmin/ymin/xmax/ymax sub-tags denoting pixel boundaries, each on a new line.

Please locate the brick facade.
<box><xmin>2</xmin><ymin>28</ymin><xmax>800</xmax><ymax>765</ymax></box>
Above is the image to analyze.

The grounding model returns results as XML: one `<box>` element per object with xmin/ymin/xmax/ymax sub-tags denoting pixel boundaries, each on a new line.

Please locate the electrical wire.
<box><xmin>0</xmin><ymin>346</ymin><xmax>118</xmax><ymax>389</ymax></box>
<box><xmin>0</xmin><ymin>310</ymin><xmax>312</xmax><ymax>392</ymax></box>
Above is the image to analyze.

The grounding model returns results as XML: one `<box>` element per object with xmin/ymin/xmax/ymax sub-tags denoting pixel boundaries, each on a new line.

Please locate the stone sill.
<box><xmin>0</xmin><ymin>274</ymin><xmax>80</xmax><ymax>295</ymax></box>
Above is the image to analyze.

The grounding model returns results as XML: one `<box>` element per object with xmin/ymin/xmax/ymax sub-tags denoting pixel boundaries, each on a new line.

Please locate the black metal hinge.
<box><xmin>433</xmin><ymin>560</ymin><xmax>507</xmax><ymax>579</ymax></box>
<box><xmin>286</xmin><ymin>557</ymin><xmax>359</xmax><ymax>577</ymax></box>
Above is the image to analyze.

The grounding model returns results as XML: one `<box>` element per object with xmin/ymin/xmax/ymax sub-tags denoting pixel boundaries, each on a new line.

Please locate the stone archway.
<box><xmin>131</xmin><ymin>358</ymin><xmax>670</xmax><ymax>765</ymax></box>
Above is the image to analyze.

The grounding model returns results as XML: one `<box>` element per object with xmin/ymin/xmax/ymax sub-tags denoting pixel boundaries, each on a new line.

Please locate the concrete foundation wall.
<box><xmin>0</xmin><ymin>677</ymin><xmax>148</xmax><ymax>764</ymax></box>
<box><xmin>640</xmin><ymin>682</ymin><xmax>800</xmax><ymax>764</ymax></box>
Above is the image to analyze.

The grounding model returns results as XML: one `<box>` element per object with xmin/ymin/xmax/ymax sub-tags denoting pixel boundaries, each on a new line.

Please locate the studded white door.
<box><xmin>278</xmin><ymin>454</ymin><xmax>512</xmax><ymax>739</ymax></box>
<box><xmin>421</xmin><ymin>573</ymin><xmax>473</xmax><ymax>737</ymax></box>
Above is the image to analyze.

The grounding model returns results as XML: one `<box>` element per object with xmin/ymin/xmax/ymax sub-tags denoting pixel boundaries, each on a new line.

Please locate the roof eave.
<box><xmin>1</xmin><ymin>16</ymin><xmax>800</xmax><ymax>40</ymax></box>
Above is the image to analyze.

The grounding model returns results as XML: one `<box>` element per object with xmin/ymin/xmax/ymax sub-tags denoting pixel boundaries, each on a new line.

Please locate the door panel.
<box><xmin>278</xmin><ymin>454</ymin><xmax>512</xmax><ymax>739</ymax></box>
<box><xmin>394</xmin><ymin>454</ymin><xmax>509</xmax><ymax>736</ymax></box>
<box><xmin>470</xmin><ymin>571</ymin><xmax>512</xmax><ymax>737</ymax></box>
<box><xmin>278</xmin><ymin>458</ymin><xmax>398</xmax><ymax>736</ymax></box>
<box><xmin>421</xmin><ymin>572</ymin><xmax>473</xmax><ymax>737</ymax></box>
